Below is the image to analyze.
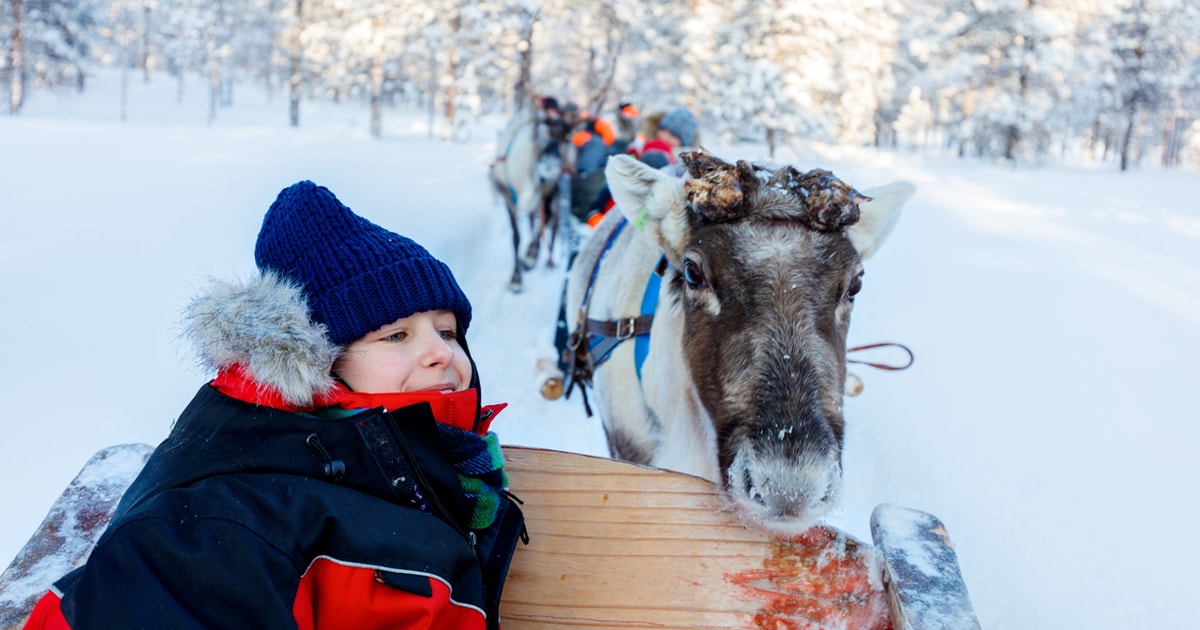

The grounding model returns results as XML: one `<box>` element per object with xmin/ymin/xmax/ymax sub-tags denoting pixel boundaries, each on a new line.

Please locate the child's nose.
<box><xmin>419</xmin><ymin>330</ymin><xmax>454</xmax><ymax>366</ymax></box>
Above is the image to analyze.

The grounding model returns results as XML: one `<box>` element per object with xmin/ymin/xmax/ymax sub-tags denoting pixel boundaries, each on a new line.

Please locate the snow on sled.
<box><xmin>0</xmin><ymin>444</ymin><xmax>154</xmax><ymax>629</ymax></box>
<box><xmin>1</xmin><ymin>444</ymin><xmax>979</xmax><ymax>630</ymax></box>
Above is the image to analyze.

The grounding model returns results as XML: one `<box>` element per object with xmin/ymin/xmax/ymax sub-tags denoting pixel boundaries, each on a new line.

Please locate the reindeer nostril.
<box><xmin>741</xmin><ymin>466</ymin><xmax>768</xmax><ymax>506</ymax></box>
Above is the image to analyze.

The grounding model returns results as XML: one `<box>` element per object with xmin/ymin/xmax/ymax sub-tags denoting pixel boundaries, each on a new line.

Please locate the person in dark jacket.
<box><xmin>22</xmin><ymin>181</ymin><xmax>525</xmax><ymax>630</ymax></box>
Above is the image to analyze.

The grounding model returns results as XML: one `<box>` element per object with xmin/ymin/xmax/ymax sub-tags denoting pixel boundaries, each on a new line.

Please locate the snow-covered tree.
<box><xmin>697</xmin><ymin>0</ymin><xmax>897</xmax><ymax>153</ymax></box>
<box><xmin>1100</xmin><ymin>0</ymin><xmax>1198</xmax><ymax>170</ymax></box>
<box><xmin>611</xmin><ymin>0</ymin><xmax>689</xmax><ymax>115</ymax></box>
<box><xmin>437</xmin><ymin>0</ymin><xmax>520</xmax><ymax>141</ymax></box>
<box><xmin>888</xmin><ymin>0</ymin><xmax>1198</xmax><ymax>168</ymax></box>
<box><xmin>5</xmin><ymin>0</ymin><xmax>1199</xmax><ymax>166</ymax></box>
<box><xmin>95</xmin><ymin>0</ymin><xmax>147</xmax><ymax>121</ymax></box>
<box><xmin>697</xmin><ymin>0</ymin><xmax>782</xmax><ymax>151</ymax></box>
<box><xmin>3</xmin><ymin>0</ymin><xmax>103</xmax><ymax>114</ymax></box>
<box><xmin>282</xmin><ymin>0</ymin><xmax>303</xmax><ymax>126</ymax></box>
<box><xmin>916</xmin><ymin>0</ymin><xmax>1076</xmax><ymax>162</ymax></box>
<box><xmin>528</xmin><ymin>0</ymin><xmax>688</xmax><ymax>123</ymax></box>
<box><xmin>829</xmin><ymin>0</ymin><xmax>897</xmax><ymax>147</ymax></box>
<box><xmin>752</xmin><ymin>0</ymin><xmax>844</xmax><ymax>144</ymax></box>
<box><xmin>300</xmin><ymin>0</ymin><xmax>424</xmax><ymax>137</ymax></box>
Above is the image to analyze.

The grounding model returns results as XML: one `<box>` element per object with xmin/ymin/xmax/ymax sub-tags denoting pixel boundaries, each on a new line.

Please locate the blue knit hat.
<box><xmin>658</xmin><ymin>107</ymin><xmax>698</xmax><ymax>147</ymax></box>
<box><xmin>254</xmin><ymin>181</ymin><xmax>472</xmax><ymax>346</ymax></box>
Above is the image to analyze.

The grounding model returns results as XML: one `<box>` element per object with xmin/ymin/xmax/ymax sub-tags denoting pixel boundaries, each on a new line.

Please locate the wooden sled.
<box><xmin>1</xmin><ymin>445</ymin><xmax>979</xmax><ymax>630</ymax></box>
<box><xmin>0</xmin><ymin>444</ymin><xmax>155</xmax><ymax>628</ymax></box>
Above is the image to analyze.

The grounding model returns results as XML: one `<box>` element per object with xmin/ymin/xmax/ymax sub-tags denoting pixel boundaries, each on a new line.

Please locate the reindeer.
<box><xmin>490</xmin><ymin>109</ymin><xmax>575</xmax><ymax>292</ymax></box>
<box><xmin>564</xmin><ymin>152</ymin><xmax>914</xmax><ymax>535</ymax></box>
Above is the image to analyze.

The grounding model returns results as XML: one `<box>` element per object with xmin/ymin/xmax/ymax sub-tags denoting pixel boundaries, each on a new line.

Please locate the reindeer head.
<box><xmin>604</xmin><ymin>152</ymin><xmax>912</xmax><ymax>535</ymax></box>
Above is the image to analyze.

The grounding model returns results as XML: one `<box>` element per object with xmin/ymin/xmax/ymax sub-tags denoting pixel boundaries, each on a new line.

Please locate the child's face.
<box><xmin>656</xmin><ymin>128</ymin><xmax>682</xmax><ymax>148</ymax></box>
<box><xmin>332</xmin><ymin>310</ymin><xmax>472</xmax><ymax>394</ymax></box>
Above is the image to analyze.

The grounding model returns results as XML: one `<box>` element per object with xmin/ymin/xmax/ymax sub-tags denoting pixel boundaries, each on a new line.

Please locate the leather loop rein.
<box><xmin>847</xmin><ymin>342</ymin><xmax>914</xmax><ymax>371</ymax></box>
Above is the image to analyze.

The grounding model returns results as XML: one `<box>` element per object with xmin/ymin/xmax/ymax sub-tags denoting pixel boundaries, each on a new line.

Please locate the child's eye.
<box><xmin>384</xmin><ymin>332</ymin><xmax>408</xmax><ymax>343</ymax></box>
<box><xmin>439</xmin><ymin>329</ymin><xmax>457</xmax><ymax>341</ymax></box>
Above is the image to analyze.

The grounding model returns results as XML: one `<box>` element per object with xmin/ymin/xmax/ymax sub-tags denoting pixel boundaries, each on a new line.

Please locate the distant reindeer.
<box><xmin>565</xmin><ymin>152</ymin><xmax>914</xmax><ymax>535</ymax></box>
<box><xmin>490</xmin><ymin>110</ymin><xmax>574</xmax><ymax>292</ymax></box>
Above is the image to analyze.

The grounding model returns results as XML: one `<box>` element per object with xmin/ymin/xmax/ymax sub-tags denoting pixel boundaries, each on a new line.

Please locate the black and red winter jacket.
<box><xmin>23</xmin><ymin>381</ymin><xmax>525</xmax><ymax>629</ymax></box>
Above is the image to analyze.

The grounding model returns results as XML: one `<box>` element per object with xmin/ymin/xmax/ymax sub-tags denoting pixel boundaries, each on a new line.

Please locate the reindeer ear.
<box><xmin>605</xmin><ymin>154</ymin><xmax>690</xmax><ymax>254</ymax></box>
<box><xmin>606</xmin><ymin>154</ymin><xmax>676</xmax><ymax>216</ymax></box>
<box><xmin>847</xmin><ymin>181</ymin><xmax>915</xmax><ymax>260</ymax></box>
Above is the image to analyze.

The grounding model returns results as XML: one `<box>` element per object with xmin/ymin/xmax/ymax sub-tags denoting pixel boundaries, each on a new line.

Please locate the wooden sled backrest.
<box><xmin>500</xmin><ymin>446</ymin><xmax>891</xmax><ymax>629</ymax></box>
<box><xmin>0</xmin><ymin>445</ymin><xmax>978</xmax><ymax>630</ymax></box>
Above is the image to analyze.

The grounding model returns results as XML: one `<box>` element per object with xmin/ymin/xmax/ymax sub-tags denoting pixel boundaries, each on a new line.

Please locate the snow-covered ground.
<box><xmin>2</xmin><ymin>71</ymin><xmax>1197</xmax><ymax>629</ymax></box>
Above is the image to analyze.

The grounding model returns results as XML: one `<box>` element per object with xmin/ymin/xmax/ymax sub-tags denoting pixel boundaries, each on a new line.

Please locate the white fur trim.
<box><xmin>182</xmin><ymin>270</ymin><xmax>339</xmax><ymax>407</ymax></box>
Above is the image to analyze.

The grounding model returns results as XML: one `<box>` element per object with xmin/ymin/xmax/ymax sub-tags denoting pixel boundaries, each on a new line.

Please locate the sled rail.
<box><xmin>872</xmin><ymin>504</ymin><xmax>982</xmax><ymax>630</ymax></box>
<box><xmin>0</xmin><ymin>444</ymin><xmax>154</xmax><ymax>628</ymax></box>
<box><xmin>0</xmin><ymin>445</ymin><xmax>978</xmax><ymax>629</ymax></box>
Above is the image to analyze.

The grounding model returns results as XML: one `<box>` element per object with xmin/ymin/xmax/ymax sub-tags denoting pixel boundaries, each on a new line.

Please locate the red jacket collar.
<box><xmin>210</xmin><ymin>365</ymin><xmax>504</xmax><ymax>435</ymax></box>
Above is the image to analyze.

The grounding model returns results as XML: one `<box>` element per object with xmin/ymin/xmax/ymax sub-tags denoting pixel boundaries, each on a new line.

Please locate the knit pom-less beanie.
<box><xmin>658</xmin><ymin>107</ymin><xmax>698</xmax><ymax>147</ymax></box>
<box><xmin>255</xmin><ymin>181</ymin><xmax>472</xmax><ymax>346</ymax></box>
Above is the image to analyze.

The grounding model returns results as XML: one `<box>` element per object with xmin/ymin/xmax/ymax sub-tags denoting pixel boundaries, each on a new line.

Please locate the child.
<box><xmin>23</xmin><ymin>181</ymin><xmax>525</xmax><ymax>630</ymax></box>
<box><xmin>653</xmin><ymin>107</ymin><xmax>698</xmax><ymax>152</ymax></box>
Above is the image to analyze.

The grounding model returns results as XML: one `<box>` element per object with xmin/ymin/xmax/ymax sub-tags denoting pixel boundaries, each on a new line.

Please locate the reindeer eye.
<box><xmin>847</xmin><ymin>273</ymin><xmax>864</xmax><ymax>301</ymax></box>
<box><xmin>682</xmin><ymin>259</ymin><xmax>707</xmax><ymax>289</ymax></box>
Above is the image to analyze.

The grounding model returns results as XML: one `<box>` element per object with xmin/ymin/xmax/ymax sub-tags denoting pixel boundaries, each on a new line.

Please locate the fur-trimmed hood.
<box><xmin>182</xmin><ymin>270</ymin><xmax>340</xmax><ymax>408</ymax></box>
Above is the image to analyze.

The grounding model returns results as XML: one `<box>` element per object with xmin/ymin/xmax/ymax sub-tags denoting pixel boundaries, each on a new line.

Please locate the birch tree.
<box><xmin>4</xmin><ymin>0</ymin><xmax>100</xmax><ymax>114</ymax></box>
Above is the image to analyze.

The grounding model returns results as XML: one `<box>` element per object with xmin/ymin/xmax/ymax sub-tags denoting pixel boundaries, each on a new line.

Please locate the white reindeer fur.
<box><xmin>569</xmin><ymin>154</ymin><xmax>914</xmax><ymax>531</ymax></box>
<box><xmin>181</xmin><ymin>271</ymin><xmax>340</xmax><ymax>407</ymax></box>
<box><xmin>490</xmin><ymin>114</ymin><xmax>542</xmax><ymax>219</ymax></box>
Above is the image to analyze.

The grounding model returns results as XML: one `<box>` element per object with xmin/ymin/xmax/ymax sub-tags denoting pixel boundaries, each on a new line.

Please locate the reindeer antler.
<box><xmin>681</xmin><ymin>152</ymin><xmax>754</xmax><ymax>222</ymax></box>
<box><xmin>783</xmin><ymin>167</ymin><xmax>871</xmax><ymax>231</ymax></box>
<box><xmin>681</xmin><ymin>152</ymin><xmax>871</xmax><ymax>231</ymax></box>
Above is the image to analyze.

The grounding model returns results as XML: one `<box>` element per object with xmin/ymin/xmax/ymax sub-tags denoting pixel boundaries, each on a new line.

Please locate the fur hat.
<box><xmin>658</xmin><ymin>107</ymin><xmax>698</xmax><ymax>147</ymax></box>
<box><xmin>254</xmin><ymin>181</ymin><xmax>472</xmax><ymax>346</ymax></box>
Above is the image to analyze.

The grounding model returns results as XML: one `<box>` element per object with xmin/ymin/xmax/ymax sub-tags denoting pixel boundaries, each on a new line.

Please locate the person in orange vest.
<box><xmin>569</xmin><ymin>109</ymin><xmax>616</xmax><ymax>221</ymax></box>
<box><xmin>575</xmin><ymin>116</ymin><xmax>616</xmax><ymax>148</ymax></box>
<box><xmin>611</xmin><ymin>102</ymin><xmax>640</xmax><ymax>154</ymax></box>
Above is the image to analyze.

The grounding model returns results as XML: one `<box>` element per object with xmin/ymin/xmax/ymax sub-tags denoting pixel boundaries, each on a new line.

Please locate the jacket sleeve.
<box><xmin>58</xmin><ymin>514</ymin><xmax>302</xmax><ymax>630</ymax></box>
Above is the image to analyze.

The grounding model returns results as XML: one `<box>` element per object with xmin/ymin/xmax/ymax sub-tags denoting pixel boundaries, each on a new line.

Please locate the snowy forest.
<box><xmin>4</xmin><ymin>0</ymin><xmax>1199</xmax><ymax>170</ymax></box>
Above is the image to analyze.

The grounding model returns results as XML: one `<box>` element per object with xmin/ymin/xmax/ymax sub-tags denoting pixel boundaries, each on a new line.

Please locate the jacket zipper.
<box><xmin>383</xmin><ymin>410</ymin><xmax>474</xmax><ymax>546</ymax></box>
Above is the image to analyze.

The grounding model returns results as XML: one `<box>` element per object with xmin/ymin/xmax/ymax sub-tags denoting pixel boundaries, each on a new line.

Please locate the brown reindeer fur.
<box><xmin>567</xmin><ymin>152</ymin><xmax>913</xmax><ymax>535</ymax></box>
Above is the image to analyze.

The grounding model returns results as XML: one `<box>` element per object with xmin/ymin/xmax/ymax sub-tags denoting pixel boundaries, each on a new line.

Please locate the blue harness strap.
<box><xmin>633</xmin><ymin>259</ymin><xmax>662</xmax><ymax>381</ymax></box>
<box><xmin>582</xmin><ymin>218</ymin><xmax>628</xmax><ymax>308</ymax></box>
<box><xmin>565</xmin><ymin>215</ymin><xmax>666</xmax><ymax>414</ymax></box>
<box><xmin>585</xmin><ymin>248</ymin><xmax>663</xmax><ymax>381</ymax></box>
<box><xmin>580</xmin><ymin>218</ymin><xmax>630</xmax><ymax>368</ymax></box>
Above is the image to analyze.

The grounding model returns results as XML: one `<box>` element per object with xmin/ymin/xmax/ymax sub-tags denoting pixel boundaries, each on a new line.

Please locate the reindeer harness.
<box><xmin>563</xmin><ymin>216</ymin><xmax>664</xmax><ymax>413</ymax></box>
